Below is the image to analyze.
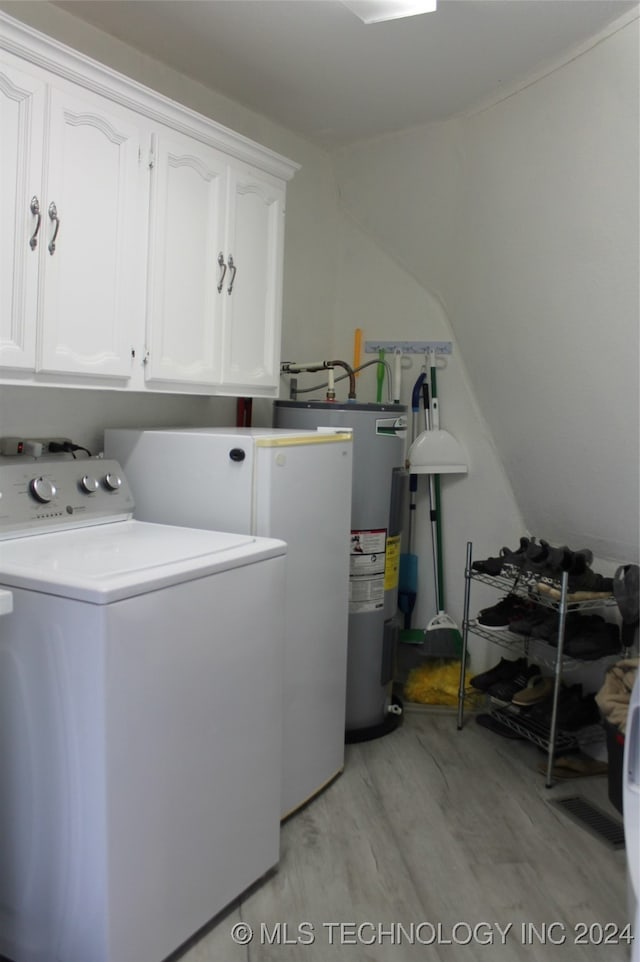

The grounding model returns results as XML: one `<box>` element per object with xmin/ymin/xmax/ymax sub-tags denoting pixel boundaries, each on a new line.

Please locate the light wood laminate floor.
<box><xmin>177</xmin><ymin>709</ymin><xmax>631</xmax><ymax>962</ymax></box>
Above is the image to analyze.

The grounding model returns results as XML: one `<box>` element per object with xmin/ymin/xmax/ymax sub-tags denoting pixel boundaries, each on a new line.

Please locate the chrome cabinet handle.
<box><xmin>217</xmin><ymin>252</ymin><xmax>227</xmax><ymax>293</ymax></box>
<box><xmin>227</xmin><ymin>255</ymin><xmax>237</xmax><ymax>295</ymax></box>
<box><xmin>48</xmin><ymin>202</ymin><xmax>60</xmax><ymax>255</ymax></box>
<box><xmin>29</xmin><ymin>196</ymin><xmax>42</xmax><ymax>250</ymax></box>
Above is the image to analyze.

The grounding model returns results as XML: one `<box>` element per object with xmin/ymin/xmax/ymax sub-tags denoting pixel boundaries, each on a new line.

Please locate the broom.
<box><xmin>424</xmin><ymin>352</ymin><xmax>463</xmax><ymax>657</ymax></box>
<box><xmin>398</xmin><ymin>371</ymin><xmax>426</xmax><ymax>633</ymax></box>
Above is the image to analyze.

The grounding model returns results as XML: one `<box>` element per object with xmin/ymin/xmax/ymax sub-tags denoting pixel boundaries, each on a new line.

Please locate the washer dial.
<box><xmin>103</xmin><ymin>472</ymin><xmax>122</xmax><ymax>491</ymax></box>
<box><xmin>30</xmin><ymin>477</ymin><xmax>57</xmax><ymax>504</ymax></box>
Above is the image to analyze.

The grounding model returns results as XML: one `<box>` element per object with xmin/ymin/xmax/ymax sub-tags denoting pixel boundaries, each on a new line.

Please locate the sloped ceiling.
<box><xmin>48</xmin><ymin>0</ymin><xmax>638</xmax><ymax>149</ymax></box>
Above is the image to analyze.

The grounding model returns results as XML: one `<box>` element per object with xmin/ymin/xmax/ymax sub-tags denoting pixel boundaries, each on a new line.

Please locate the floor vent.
<box><xmin>551</xmin><ymin>795</ymin><xmax>625</xmax><ymax>850</ymax></box>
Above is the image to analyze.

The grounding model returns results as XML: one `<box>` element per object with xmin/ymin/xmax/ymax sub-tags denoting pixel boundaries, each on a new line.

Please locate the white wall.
<box><xmin>333</xmin><ymin>12</ymin><xmax>640</xmax><ymax>571</ymax></box>
<box><xmin>330</xmin><ymin>213</ymin><xmax>525</xmax><ymax>635</ymax></box>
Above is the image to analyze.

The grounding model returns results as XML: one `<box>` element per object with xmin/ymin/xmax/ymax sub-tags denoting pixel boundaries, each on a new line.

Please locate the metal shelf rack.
<box><xmin>457</xmin><ymin>541</ymin><xmax>619</xmax><ymax>787</ymax></box>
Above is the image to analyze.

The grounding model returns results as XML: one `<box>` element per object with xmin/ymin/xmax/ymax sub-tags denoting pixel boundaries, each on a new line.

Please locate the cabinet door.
<box><xmin>0</xmin><ymin>54</ymin><xmax>45</xmax><ymax>370</ymax></box>
<box><xmin>219</xmin><ymin>165</ymin><xmax>286</xmax><ymax>395</ymax></box>
<box><xmin>145</xmin><ymin>131</ymin><xmax>226</xmax><ymax>386</ymax></box>
<box><xmin>38</xmin><ymin>84</ymin><xmax>145</xmax><ymax>379</ymax></box>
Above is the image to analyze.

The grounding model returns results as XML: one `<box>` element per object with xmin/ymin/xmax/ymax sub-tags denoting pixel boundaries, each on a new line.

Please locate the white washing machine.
<box><xmin>0</xmin><ymin>459</ymin><xmax>286</xmax><ymax>962</ymax></box>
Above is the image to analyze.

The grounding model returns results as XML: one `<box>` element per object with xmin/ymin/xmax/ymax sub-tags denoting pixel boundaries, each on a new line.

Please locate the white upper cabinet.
<box><xmin>38</xmin><ymin>84</ymin><xmax>146</xmax><ymax>380</ymax></box>
<box><xmin>218</xmin><ymin>165</ymin><xmax>286</xmax><ymax>396</ymax></box>
<box><xmin>145</xmin><ymin>130</ymin><xmax>226</xmax><ymax>387</ymax></box>
<box><xmin>0</xmin><ymin>11</ymin><xmax>298</xmax><ymax>395</ymax></box>
<box><xmin>0</xmin><ymin>53</ymin><xmax>45</xmax><ymax>370</ymax></box>
<box><xmin>145</xmin><ymin>143</ymin><xmax>287</xmax><ymax>395</ymax></box>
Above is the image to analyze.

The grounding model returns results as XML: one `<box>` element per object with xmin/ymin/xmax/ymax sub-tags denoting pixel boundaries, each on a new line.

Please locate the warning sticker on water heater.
<box><xmin>349</xmin><ymin>529</ymin><xmax>386</xmax><ymax>612</ymax></box>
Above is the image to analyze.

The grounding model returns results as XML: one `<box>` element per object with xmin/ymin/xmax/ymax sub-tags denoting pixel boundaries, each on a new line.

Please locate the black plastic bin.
<box><xmin>603</xmin><ymin>720</ymin><xmax>625</xmax><ymax>814</ymax></box>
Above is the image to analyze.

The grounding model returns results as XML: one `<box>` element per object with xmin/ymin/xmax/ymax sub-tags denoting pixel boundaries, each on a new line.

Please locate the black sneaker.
<box><xmin>476</xmin><ymin>593</ymin><xmax>527</xmax><ymax>630</ymax></box>
<box><xmin>526</xmin><ymin>683</ymin><xmax>600</xmax><ymax>732</ymax></box>
<box><xmin>532</xmin><ymin>611</ymin><xmax>581</xmax><ymax>643</ymax></box>
<box><xmin>469</xmin><ymin>656</ymin><xmax>527</xmax><ymax>691</ymax></box>
<box><xmin>563</xmin><ymin>620</ymin><xmax>621</xmax><ymax>660</ymax></box>
<box><xmin>500</xmin><ymin>537</ymin><xmax>535</xmax><ymax>580</ymax></box>
<box><xmin>521</xmin><ymin>541</ymin><xmax>594</xmax><ymax>592</ymax></box>
<box><xmin>472</xmin><ymin>537</ymin><xmax>532</xmax><ymax>577</ymax></box>
<box><xmin>509</xmin><ymin>604</ymin><xmax>553</xmax><ymax>636</ymax></box>
<box><xmin>487</xmin><ymin>664</ymin><xmax>541</xmax><ymax>707</ymax></box>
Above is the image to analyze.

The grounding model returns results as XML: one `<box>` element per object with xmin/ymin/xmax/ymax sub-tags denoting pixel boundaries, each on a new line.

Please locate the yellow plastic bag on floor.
<box><xmin>404</xmin><ymin>658</ymin><xmax>482</xmax><ymax>707</ymax></box>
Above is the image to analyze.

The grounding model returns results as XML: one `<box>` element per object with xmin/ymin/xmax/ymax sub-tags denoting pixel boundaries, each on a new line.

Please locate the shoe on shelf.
<box><xmin>469</xmin><ymin>656</ymin><xmax>527</xmax><ymax>692</ymax></box>
<box><xmin>476</xmin><ymin>593</ymin><xmax>529</xmax><ymax>630</ymax></box>
<box><xmin>558</xmin><ymin>691</ymin><xmax>601</xmax><ymax>731</ymax></box>
<box><xmin>563</xmin><ymin>619</ymin><xmax>621</xmax><ymax>660</ymax></box>
<box><xmin>499</xmin><ymin>537</ymin><xmax>535</xmax><ymax>580</ymax></box>
<box><xmin>536</xmin><ymin>568</ymin><xmax>613</xmax><ymax>601</ymax></box>
<box><xmin>487</xmin><ymin>664</ymin><xmax>541</xmax><ymax>707</ymax></box>
<box><xmin>472</xmin><ymin>537</ymin><xmax>532</xmax><ymax>577</ymax></box>
<box><xmin>511</xmin><ymin>674</ymin><xmax>554</xmax><ymax>706</ymax></box>
<box><xmin>532</xmin><ymin>611</ymin><xmax>582</xmax><ymax>644</ymax></box>
<box><xmin>526</xmin><ymin>683</ymin><xmax>578</xmax><ymax>726</ymax></box>
<box><xmin>509</xmin><ymin>604</ymin><xmax>553</xmax><ymax>636</ymax></box>
<box><xmin>526</xmin><ymin>684</ymin><xmax>600</xmax><ymax>732</ymax></box>
<box><xmin>517</xmin><ymin>540</ymin><xmax>592</xmax><ymax>590</ymax></box>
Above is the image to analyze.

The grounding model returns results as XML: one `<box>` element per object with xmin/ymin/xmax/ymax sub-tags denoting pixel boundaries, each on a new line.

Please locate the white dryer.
<box><xmin>0</xmin><ymin>459</ymin><xmax>286</xmax><ymax>962</ymax></box>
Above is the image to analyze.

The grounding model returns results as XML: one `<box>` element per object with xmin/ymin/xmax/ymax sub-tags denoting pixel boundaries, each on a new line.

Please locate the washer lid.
<box><xmin>0</xmin><ymin>520</ymin><xmax>286</xmax><ymax>604</ymax></box>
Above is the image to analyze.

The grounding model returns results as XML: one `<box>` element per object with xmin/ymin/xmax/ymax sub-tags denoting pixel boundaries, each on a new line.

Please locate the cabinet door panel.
<box><xmin>0</xmin><ymin>55</ymin><xmax>45</xmax><ymax>370</ymax></box>
<box><xmin>145</xmin><ymin>132</ymin><xmax>226</xmax><ymax>385</ymax></box>
<box><xmin>38</xmin><ymin>86</ymin><xmax>144</xmax><ymax>379</ymax></box>
<box><xmin>220</xmin><ymin>168</ymin><xmax>285</xmax><ymax>393</ymax></box>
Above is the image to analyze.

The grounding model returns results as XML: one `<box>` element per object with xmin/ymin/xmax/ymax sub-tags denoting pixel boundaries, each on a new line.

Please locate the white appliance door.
<box><xmin>254</xmin><ymin>435</ymin><xmax>353</xmax><ymax>815</ymax></box>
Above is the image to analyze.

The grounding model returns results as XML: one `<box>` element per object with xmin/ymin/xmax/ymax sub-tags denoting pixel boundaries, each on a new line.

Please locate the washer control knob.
<box><xmin>80</xmin><ymin>474</ymin><xmax>99</xmax><ymax>494</ymax></box>
<box><xmin>103</xmin><ymin>472</ymin><xmax>122</xmax><ymax>491</ymax></box>
<box><xmin>30</xmin><ymin>476</ymin><xmax>57</xmax><ymax>504</ymax></box>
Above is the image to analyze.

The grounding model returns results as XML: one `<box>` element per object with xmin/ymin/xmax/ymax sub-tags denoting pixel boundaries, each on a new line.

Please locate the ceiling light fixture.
<box><xmin>343</xmin><ymin>1</ymin><xmax>437</xmax><ymax>24</ymax></box>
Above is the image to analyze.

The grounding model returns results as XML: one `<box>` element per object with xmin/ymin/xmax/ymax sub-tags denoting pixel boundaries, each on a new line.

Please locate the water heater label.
<box><xmin>349</xmin><ymin>529</ymin><xmax>386</xmax><ymax>612</ymax></box>
<box><xmin>384</xmin><ymin>535</ymin><xmax>400</xmax><ymax>591</ymax></box>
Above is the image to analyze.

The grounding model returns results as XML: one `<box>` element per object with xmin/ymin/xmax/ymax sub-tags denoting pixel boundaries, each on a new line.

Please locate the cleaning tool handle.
<box><xmin>429</xmin><ymin>351</ymin><xmax>440</xmax><ymax>430</ymax></box>
<box><xmin>411</xmin><ymin>372</ymin><xmax>426</xmax><ymax>413</ymax></box>
<box><xmin>421</xmin><ymin>381</ymin><xmax>431</xmax><ymax>431</ymax></box>
<box><xmin>393</xmin><ymin>351</ymin><xmax>402</xmax><ymax>404</ymax></box>
<box><xmin>376</xmin><ymin>349</ymin><xmax>385</xmax><ymax>402</ymax></box>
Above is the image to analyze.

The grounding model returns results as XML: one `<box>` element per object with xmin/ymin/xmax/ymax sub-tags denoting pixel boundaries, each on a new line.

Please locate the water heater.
<box><xmin>274</xmin><ymin>400</ymin><xmax>407</xmax><ymax>739</ymax></box>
